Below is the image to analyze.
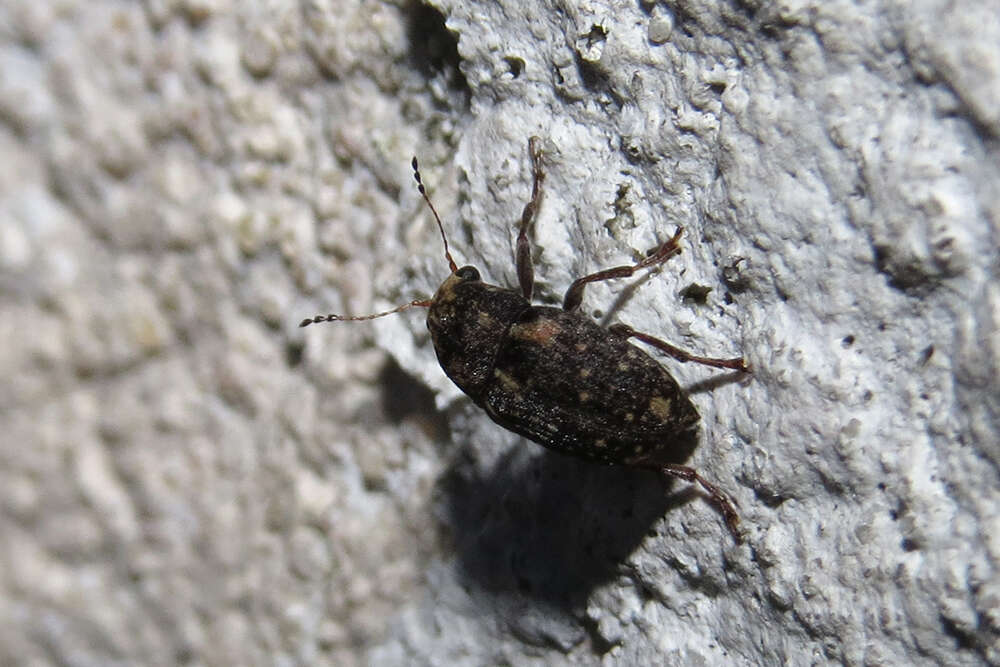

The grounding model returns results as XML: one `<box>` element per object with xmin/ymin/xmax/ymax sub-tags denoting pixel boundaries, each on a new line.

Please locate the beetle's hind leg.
<box><xmin>516</xmin><ymin>137</ymin><xmax>545</xmax><ymax>300</ymax></box>
<box><xmin>660</xmin><ymin>463</ymin><xmax>742</xmax><ymax>541</ymax></box>
<box><xmin>609</xmin><ymin>323</ymin><xmax>748</xmax><ymax>372</ymax></box>
<box><xmin>562</xmin><ymin>227</ymin><xmax>684</xmax><ymax>312</ymax></box>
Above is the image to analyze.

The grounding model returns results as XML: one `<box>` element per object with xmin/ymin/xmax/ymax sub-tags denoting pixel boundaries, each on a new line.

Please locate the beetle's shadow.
<box><xmin>436</xmin><ymin>433</ymin><xmax>698</xmax><ymax>613</ymax></box>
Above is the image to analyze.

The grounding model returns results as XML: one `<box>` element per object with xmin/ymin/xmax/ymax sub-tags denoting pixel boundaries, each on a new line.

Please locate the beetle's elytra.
<box><xmin>302</xmin><ymin>138</ymin><xmax>749</xmax><ymax>541</ymax></box>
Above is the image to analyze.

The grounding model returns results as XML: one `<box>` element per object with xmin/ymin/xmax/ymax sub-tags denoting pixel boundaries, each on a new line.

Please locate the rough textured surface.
<box><xmin>1</xmin><ymin>0</ymin><xmax>998</xmax><ymax>665</ymax></box>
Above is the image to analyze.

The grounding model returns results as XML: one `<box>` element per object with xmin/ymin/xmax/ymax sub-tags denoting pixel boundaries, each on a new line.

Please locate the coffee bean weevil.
<box><xmin>301</xmin><ymin>138</ymin><xmax>749</xmax><ymax>541</ymax></box>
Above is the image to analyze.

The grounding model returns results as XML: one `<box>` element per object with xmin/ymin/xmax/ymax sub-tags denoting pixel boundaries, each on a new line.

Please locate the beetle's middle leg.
<box><xmin>609</xmin><ymin>323</ymin><xmax>748</xmax><ymax>372</ymax></box>
<box><xmin>562</xmin><ymin>227</ymin><xmax>684</xmax><ymax>312</ymax></box>
<box><xmin>516</xmin><ymin>136</ymin><xmax>545</xmax><ymax>300</ymax></box>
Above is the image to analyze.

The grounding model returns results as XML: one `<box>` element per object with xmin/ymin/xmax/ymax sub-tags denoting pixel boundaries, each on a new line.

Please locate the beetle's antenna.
<box><xmin>412</xmin><ymin>156</ymin><xmax>459</xmax><ymax>274</ymax></box>
<box><xmin>298</xmin><ymin>154</ymin><xmax>452</xmax><ymax>328</ymax></box>
<box><xmin>299</xmin><ymin>299</ymin><xmax>433</xmax><ymax>327</ymax></box>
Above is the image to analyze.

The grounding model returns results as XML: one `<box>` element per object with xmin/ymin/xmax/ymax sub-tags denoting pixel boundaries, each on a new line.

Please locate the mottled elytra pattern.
<box><xmin>301</xmin><ymin>138</ymin><xmax>748</xmax><ymax>540</ymax></box>
<box><xmin>482</xmin><ymin>307</ymin><xmax>700</xmax><ymax>462</ymax></box>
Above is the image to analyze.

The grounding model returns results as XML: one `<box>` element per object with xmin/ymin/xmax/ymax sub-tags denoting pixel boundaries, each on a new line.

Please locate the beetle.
<box><xmin>301</xmin><ymin>138</ymin><xmax>748</xmax><ymax>540</ymax></box>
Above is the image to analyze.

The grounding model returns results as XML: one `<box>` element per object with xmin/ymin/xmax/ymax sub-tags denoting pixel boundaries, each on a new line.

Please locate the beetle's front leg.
<box><xmin>516</xmin><ymin>136</ymin><xmax>545</xmax><ymax>300</ymax></box>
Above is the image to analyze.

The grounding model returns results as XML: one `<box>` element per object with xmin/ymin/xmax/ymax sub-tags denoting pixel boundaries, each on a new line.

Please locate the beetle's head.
<box><xmin>426</xmin><ymin>265</ymin><xmax>529</xmax><ymax>398</ymax></box>
<box><xmin>426</xmin><ymin>265</ymin><xmax>482</xmax><ymax>334</ymax></box>
<box><xmin>433</xmin><ymin>265</ymin><xmax>480</xmax><ymax>301</ymax></box>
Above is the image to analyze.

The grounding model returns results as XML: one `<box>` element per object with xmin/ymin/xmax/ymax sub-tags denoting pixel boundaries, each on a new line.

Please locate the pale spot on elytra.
<box><xmin>494</xmin><ymin>368</ymin><xmax>520</xmax><ymax>391</ymax></box>
<box><xmin>624</xmin><ymin>412</ymin><xmax>634</xmax><ymax>422</ymax></box>
<box><xmin>594</xmin><ymin>439</ymin><xmax>607</xmax><ymax>448</ymax></box>
<box><xmin>579</xmin><ymin>392</ymin><xmax>591</xmax><ymax>402</ymax></box>
<box><xmin>579</xmin><ymin>368</ymin><xmax>591</xmax><ymax>379</ymax></box>
<box><xmin>649</xmin><ymin>395</ymin><xmax>673</xmax><ymax>419</ymax></box>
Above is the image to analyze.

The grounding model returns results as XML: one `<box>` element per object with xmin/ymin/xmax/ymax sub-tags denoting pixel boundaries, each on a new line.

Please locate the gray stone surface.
<box><xmin>1</xmin><ymin>0</ymin><xmax>997</xmax><ymax>665</ymax></box>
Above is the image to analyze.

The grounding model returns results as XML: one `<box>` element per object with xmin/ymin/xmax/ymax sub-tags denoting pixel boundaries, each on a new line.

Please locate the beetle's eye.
<box><xmin>455</xmin><ymin>266</ymin><xmax>480</xmax><ymax>281</ymax></box>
